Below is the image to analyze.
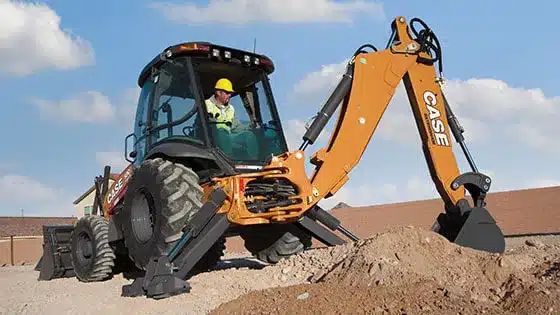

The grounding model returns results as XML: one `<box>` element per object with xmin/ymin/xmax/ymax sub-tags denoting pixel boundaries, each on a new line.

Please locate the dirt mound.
<box><xmin>212</xmin><ymin>226</ymin><xmax>560</xmax><ymax>314</ymax></box>
<box><xmin>309</xmin><ymin>226</ymin><xmax>523</xmax><ymax>301</ymax></box>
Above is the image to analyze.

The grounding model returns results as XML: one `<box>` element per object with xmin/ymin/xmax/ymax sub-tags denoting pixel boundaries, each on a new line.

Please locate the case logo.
<box><xmin>423</xmin><ymin>90</ymin><xmax>450</xmax><ymax>147</ymax></box>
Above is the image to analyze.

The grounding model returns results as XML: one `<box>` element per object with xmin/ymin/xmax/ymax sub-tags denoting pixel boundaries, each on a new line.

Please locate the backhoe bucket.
<box><xmin>36</xmin><ymin>225</ymin><xmax>76</xmax><ymax>280</ymax></box>
<box><xmin>433</xmin><ymin>206</ymin><xmax>505</xmax><ymax>253</ymax></box>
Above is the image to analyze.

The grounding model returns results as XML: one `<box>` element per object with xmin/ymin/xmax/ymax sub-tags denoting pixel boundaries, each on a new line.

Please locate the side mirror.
<box><xmin>124</xmin><ymin>133</ymin><xmax>137</xmax><ymax>163</ymax></box>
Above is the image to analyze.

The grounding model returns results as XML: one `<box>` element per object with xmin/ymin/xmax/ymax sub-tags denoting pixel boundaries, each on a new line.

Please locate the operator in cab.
<box><xmin>205</xmin><ymin>78</ymin><xmax>256</xmax><ymax>158</ymax></box>
<box><xmin>205</xmin><ymin>78</ymin><xmax>240</xmax><ymax>131</ymax></box>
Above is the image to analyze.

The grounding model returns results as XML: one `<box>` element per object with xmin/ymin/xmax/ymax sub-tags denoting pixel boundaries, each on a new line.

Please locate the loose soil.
<box><xmin>0</xmin><ymin>227</ymin><xmax>560</xmax><ymax>314</ymax></box>
<box><xmin>211</xmin><ymin>227</ymin><xmax>560</xmax><ymax>315</ymax></box>
<box><xmin>1</xmin><ymin>227</ymin><xmax>559</xmax><ymax>315</ymax></box>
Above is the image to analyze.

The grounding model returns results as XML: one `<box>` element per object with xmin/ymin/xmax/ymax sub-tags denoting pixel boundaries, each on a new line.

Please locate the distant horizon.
<box><xmin>2</xmin><ymin>183</ymin><xmax>558</xmax><ymax>218</ymax></box>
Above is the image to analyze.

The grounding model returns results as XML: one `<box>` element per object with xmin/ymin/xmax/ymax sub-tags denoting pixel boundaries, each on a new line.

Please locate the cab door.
<box><xmin>127</xmin><ymin>76</ymin><xmax>155</xmax><ymax>166</ymax></box>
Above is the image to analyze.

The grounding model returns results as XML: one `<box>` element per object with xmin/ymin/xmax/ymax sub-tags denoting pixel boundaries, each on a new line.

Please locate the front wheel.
<box><xmin>70</xmin><ymin>215</ymin><xmax>116</xmax><ymax>282</ymax></box>
<box><xmin>120</xmin><ymin>158</ymin><xmax>225</xmax><ymax>273</ymax></box>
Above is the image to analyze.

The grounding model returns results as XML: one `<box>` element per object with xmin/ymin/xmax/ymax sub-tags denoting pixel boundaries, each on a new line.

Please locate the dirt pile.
<box><xmin>212</xmin><ymin>226</ymin><xmax>560</xmax><ymax>314</ymax></box>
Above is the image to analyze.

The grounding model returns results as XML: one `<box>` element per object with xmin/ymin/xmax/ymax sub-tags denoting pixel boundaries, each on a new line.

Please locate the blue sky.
<box><xmin>1</xmin><ymin>0</ymin><xmax>559</xmax><ymax>217</ymax></box>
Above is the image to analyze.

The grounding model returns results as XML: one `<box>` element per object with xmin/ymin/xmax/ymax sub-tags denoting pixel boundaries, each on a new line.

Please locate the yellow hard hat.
<box><xmin>215</xmin><ymin>78</ymin><xmax>234</xmax><ymax>93</ymax></box>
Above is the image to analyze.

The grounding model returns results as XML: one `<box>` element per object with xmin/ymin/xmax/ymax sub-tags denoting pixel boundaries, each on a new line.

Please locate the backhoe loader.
<box><xmin>36</xmin><ymin>15</ymin><xmax>505</xmax><ymax>299</ymax></box>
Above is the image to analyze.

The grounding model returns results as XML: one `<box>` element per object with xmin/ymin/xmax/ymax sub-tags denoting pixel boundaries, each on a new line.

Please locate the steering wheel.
<box><xmin>182</xmin><ymin>126</ymin><xmax>193</xmax><ymax>136</ymax></box>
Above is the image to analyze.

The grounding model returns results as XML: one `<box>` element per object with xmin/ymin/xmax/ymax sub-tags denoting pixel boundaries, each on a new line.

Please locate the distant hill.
<box><xmin>331</xmin><ymin>202</ymin><xmax>351</xmax><ymax>210</ymax></box>
<box><xmin>329</xmin><ymin>185</ymin><xmax>560</xmax><ymax>238</ymax></box>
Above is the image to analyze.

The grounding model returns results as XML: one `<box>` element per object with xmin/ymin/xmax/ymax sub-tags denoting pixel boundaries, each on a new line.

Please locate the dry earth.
<box><xmin>212</xmin><ymin>229</ymin><xmax>560</xmax><ymax>315</ymax></box>
<box><xmin>1</xmin><ymin>227</ymin><xmax>559</xmax><ymax>315</ymax></box>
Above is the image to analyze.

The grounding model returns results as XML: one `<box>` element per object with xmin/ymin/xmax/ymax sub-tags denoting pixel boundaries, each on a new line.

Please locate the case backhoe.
<box><xmin>36</xmin><ymin>16</ymin><xmax>505</xmax><ymax>299</ymax></box>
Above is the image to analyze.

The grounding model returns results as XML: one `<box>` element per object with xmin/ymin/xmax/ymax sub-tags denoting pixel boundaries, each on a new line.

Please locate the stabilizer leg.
<box><xmin>121</xmin><ymin>188</ymin><xmax>229</xmax><ymax>299</ymax></box>
<box><xmin>296</xmin><ymin>205</ymin><xmax>360</xmax><ymax>246</ymax></box>
<box><xmin>297</xmin><ymin>216</ymin><xmax>346</xmax><ymax>246</ymax></box>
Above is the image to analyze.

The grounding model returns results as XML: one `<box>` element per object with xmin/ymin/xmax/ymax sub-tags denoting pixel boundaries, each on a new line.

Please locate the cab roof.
<box><xmin>137</xmin><ymin>41</ymin><xmax>275</xmax><ymax>88</ymax></box>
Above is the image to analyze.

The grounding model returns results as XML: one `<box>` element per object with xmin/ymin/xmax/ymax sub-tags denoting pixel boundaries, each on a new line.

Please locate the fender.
<box><xmin>104</xmin><ymin>163</ymin><xmax>134</xmax><ymax>215</ymax></box>
<box><xmin>146</xmin><ymin>141</ymin><xmax>238</xmax><ymax>178</ymax></box>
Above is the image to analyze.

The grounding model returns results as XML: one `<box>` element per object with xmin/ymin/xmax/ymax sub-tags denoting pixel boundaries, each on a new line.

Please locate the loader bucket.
<box><xmin>36</xmin><ymin>225</ymin><xmax>76</xmax><ymax>280</ymax></box>
<box><xmin>432</xmin><ymin>206</ymin><xmax>505</xmax><ymax>254</ymax></box>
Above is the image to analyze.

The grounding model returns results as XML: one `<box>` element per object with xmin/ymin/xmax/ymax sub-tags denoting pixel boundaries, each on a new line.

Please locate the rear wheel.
<box><xmin>70</xmin><ymin>215</ymin><xmax>116</xmax><ymax>282</ymax></box>
<box><xmin>120</xmin><ymin>158</ymin><xmax>225</xmax><ymax>274</ymax></box>
<box><xmin>241</xmin><ymin>224</ymin><xmax>312</xmax><ymax>264</ymax></box>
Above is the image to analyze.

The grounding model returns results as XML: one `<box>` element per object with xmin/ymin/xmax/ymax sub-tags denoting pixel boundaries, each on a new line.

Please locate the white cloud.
<box><xmin>30</xmin><ymin>88</ymin><xmax>140</xmax><ymax>125</ymax></box>
<box><xmin>282</xmin><ymin>118</ymin><xmax>332</xmax><ymax>151</ymax></box>
<box><xmin>443</xmin><ymin>78</ymin><xmax>557</xmax><ymax>119</ymax></box>
<box><xmin>151</xmin><ymin>0</ymin><xmax>384</xmax><ymax>24</ymax></box>
<box><xmin>405</xmin><ymin>176</ymin><xmax>438</xmax><ymax>201</ymax></box>
<box><xmin>318</xmin><ymin>176</ymin><xmax>438</xmax><ymax>210</ymax></box>
<box><xmin>0</xmin><ymin>173</ymin><xmax>76</xmax><ymax>216</ymax></box>
<box><xmin>115</xmin><ymin>87</ymin><xmax>141</xmax><ymax>129</ymax></box>
<box><xmin>283</xmin><ymin>119</ymin><xmax>307</xmax><ymax>151</ymax></box>
<box><xmin>0</xmin><ymin>0</ymin><xmax>94</xmax><ymax>76</ymax></box>
<box><xmin>95</xmin><ymin>151</ymin><xmax>130</xmax><ymax>172</ymax></box>
<box><xmin>0</xmin><ymin>174</ymin><xmax>58</xmax><ymax>202</ymax></box>
<box><xmin>510</xmin><ymin>121</ymin><xmax>558</xmax><ymax>152</ymax></box>
<box><xmin>294</xmin><ymin>59</ymin><xmax>350</xmax><ymax>98</ymax></box>
<box><xmin>443</xmin><ymin>78</ymin><xmax>559</xmax><ymax>151</ymax></box>
<box><xmin>32</xmin><ymin>90</ymin><xmax>116</xmax><ymax>123</ymax></box>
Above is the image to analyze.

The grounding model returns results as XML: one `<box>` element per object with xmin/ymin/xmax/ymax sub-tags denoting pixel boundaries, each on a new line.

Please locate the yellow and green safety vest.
<box><xmin>205</xmin><ymin>98</ymin><xmax>235</xmax><ymax>131</ymax></box>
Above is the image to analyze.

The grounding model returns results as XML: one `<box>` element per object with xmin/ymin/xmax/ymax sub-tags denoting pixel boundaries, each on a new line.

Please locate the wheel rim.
<box><xmin>76</xmin><ymin>231</ymin><xmax>93</xmax><ymax>267</ymax></box>
<box><xmin>131</xmin><ymin>189</ymin><xmax>155</xmax><ymax>243</ymax></box>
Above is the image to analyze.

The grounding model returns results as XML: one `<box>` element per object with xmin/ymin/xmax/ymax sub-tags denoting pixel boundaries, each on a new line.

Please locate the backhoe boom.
<box><xmin>299</xmin><ymin>16</ymin><xmax>504</xmax><ymax>253</ymax></box>
<box><xmin>304</xmin><ymin>16</ymin><xmax>461</xmax><ymax>206</ymax></box>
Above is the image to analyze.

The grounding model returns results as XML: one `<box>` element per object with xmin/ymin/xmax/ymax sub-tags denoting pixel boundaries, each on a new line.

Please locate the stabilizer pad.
<box><xmin>121</xmin><ymin>255</ymin><xmax>190</xmax><ymax>299</ymax></box>
<box><xmin>146</xmin><ymin>275</ymin><xmax>190</xmax><ymax>300</ymax></box>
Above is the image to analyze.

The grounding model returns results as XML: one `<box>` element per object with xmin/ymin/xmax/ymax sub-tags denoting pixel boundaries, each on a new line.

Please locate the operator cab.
<box><xmin>127</xmin><ymin>42</ymin><xmax>289</xmax><ymax>173</ymax></box>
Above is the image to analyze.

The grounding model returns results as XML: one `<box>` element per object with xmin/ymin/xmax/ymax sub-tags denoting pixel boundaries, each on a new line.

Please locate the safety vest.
<box><xmin>205</xmin><ymin>98</ymin><xmax>235</xmax><ymax>131</ymax></box>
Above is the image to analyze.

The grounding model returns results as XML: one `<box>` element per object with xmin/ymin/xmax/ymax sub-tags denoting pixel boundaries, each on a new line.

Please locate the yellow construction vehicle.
<box><xmin>36</xmin><ymin>15</ymin><xmax>505</xmax><ymax>299</ymax></box>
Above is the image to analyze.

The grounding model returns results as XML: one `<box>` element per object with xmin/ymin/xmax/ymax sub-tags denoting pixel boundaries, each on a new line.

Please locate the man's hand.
<box><xmin>231</xmin><ymin>117</ymin><xmax>250</xmax><ymax>132</ymax></box>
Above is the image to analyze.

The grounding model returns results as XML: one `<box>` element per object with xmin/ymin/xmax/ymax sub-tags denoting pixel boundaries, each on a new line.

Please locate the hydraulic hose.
<box><xmin>409</xmin><ymin>17</ymin><xmax>443</xmax><ymax>76</ymax></box>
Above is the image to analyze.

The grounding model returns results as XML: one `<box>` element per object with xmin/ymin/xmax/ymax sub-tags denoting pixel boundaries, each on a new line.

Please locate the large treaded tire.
<box><xmin>70</xmin><ymin>215</ymin><xmax>116</xmax><ymax>282</ymax></box>
<box><xmin>120</xmin><ymin>158</ymin><xmax>225</xmax><ymax>273</ymax></box>
<box><xmin>241</xmin><ymin>224</ymin><xmax>312</xmax><ymax>264</ymax></box>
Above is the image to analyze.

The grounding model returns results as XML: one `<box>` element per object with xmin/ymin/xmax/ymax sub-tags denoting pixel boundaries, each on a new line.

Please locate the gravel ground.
<box><xmin>1</xmin><ymin>231</ymin><xmax>559</xmax><ymax>315</ymax></box>
<box><xmin>0</xmin><ymin>251</ymin><xmax>272</xmax><ymax>315</ymax></box>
